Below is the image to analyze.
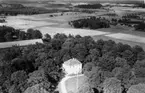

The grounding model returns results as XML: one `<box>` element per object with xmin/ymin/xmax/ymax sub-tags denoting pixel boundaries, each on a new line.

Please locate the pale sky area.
<box><xmin>0</xmin><ymin>0</ymin><xmax>144</xmax><ymax>2</ymax></box>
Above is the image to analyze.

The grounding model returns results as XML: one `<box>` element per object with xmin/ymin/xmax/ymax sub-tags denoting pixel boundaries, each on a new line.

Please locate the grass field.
<box><xmin>0</xmin><ymin>39</ymin><xmax>43</xmax><ymax>48</ymax></box>
<box><xmin>0</xmin><ymin>8</ymin><xmax>145</xmax><ymax>49</ymax></box>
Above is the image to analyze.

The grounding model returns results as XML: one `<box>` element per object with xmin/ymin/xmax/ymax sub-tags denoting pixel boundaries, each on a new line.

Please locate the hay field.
<box><xmin>0</xmin><ymin>39</ymin><xmax>43</xmax><ymax>48</ymax></box>
<box><xmin>1</xmin><ymin>11</ymin><xmax>145</xmax><ymax>49</ymax></box>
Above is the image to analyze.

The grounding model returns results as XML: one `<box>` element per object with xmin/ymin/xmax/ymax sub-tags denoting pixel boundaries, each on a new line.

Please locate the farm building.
<box><xmin>62</xmin><ymin>58</ymin><xmax>82</xmax><ymax>76</ymax></box>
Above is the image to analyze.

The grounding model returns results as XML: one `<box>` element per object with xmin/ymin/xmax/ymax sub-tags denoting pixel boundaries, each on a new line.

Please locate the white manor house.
<box><xmin>62</xmin><ymin>58</ymin><xmax>82</xmax><ymax>76</ymax></box>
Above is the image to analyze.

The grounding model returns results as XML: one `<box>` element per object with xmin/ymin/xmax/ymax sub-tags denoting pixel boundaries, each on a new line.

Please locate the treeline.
<box><xmin>0</xmin><ymin>4</ymin><xmax>58</xmax><ymax>16</ymax></box>
<box><xmin>75</xmin><ymin>3</ymin><xmax>102</xmax><ymax>9</ymax></box>
<box><xmin>111</xmin><ymin>18</ymin><xmax>145</xmax><ymax>32</ymax></box>
<box><xmin>134</xmin><ymin>22</ymin><xmax>145</xmax><ymax>31</ymax></box>
<box><xmin>0</xmin><ymin>33</ymin><xmax>145</xmax><ymax>93</ymax></box>
<box><xmin>69</xmin><ymin>17</ymin><xmax>110</xmax><ymax>29</ymax></box>
<box><xmin>118</xmin><ymin>18</ymin><xmax>142</xmax><ymax>25</ymax></box>
<box><xmin>0</xmin><ymin>26</ymin><xmax>42</xmax><ymax>42</ymax></box>
<box><xmin>0</xmin><ymin>7</ymin><xmax>54</xmax><ymax>16</ymax></box>
<box><xmin>122</xmin><ymin>14</ymin><xmax>140</xmax><ymax>19</ymax></box>
<box><xmin>136</xmin><ymin>3</ymin><xmax>145</xmax><ymax>8</ymax></box>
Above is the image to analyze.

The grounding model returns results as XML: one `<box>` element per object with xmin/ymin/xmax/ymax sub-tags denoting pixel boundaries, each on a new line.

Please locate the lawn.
<box><xmin>65</xmin><ymin>74</ymin><xmax>88</xmax><ymax>93</ymax></box>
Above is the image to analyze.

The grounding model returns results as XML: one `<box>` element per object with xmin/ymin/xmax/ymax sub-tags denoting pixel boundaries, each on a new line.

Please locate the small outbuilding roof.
<box><xmin>63</xmin><ymin>58</ymin><xmax>82</xmax><ymax>66</ymax></box>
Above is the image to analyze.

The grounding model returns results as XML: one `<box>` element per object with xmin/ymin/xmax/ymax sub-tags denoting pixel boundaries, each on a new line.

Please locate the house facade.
<box><xmin>62</xmin><ymin>58</ymin><xmax>82</xmax><ymax>76</ymax></box>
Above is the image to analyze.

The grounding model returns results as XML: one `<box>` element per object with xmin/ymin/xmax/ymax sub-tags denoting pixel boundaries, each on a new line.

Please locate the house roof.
<box><xmin>63</xmin><ymin>58</ymin><xmax>82</xmax><ymax>66</ymax></box>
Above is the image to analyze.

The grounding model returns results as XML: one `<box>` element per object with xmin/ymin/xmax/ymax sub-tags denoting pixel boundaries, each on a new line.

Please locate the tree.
<box><xmin>11</xmin><ymin>70</ymin><xmax>28</xmax><ymax>84</ymax></box>
<box><xmin>121</xmin><ymin>50</ymin><xmax>135</xmax><ymax>66</ymax></box>
<box><xmin>26</xmin><ymin>29</ymin><xmax>33</xmax><ymax>39</ymax></box>
<box><xmin>83</xmin><ymin>62</ymin><xmax>95</xmax><ymax>73</ymax></box>
<box><xmin>98</xmin><ymin>53</ymin><xmax>116</xmax><ymax>71</ymax></box>
<box><xmin>103</xmin><ymin>77</ymin><xmax>122</xmax><ymax>93</ymax></box>
<box><xmin>11</xmin><ymin>57</ymin><xmax>34</xmax><ymax>72</ymax></box>
<box><xmin>2</xmin><ymin>46</ymin><xmax>22</xmax><ymax>61</ymax></box>
<box><xmin>4</xmin><ymin>32</ymin><xmax>13</xmax><ymax>41</ymax></box>
<box><xmin>80</xmin><ymin>36</ymin><xmax>96</xmax><ymax>50</ymax></box>
<box><xmin>115</xmin><ymin>57</ymin><xmax>127</xmax><ymax>68</ymax></box>
<box><xmin>53</xmin><ymin>33</ymin><xmax>67</xmax><ymax>42</ymax></box>
<box><xmin>26</xmin><ymin>29</ymin><xmax>42</xmax><ymax>39</ymax></box>
<box><xmin>18</xmin><ymin>31</ymin><xmax>26</xmax><ymax>40</ymax></box>
<box><xmin>134</xmin><ymin>67</ymin><xmax>145</xmax><ymax>78</ymax></box>
<box><xmin>32</xmin><ymin>30</ymin><xmax>42</xmax><ymax>39</ymax></box>
<box><xmin>71</xmin><ymin>43</ymin><xmax>88</xmax><ymax>62</ymax></box>
<box><xmin>129</xmin><ymin>77</ymin><xmax>145</xmax><ymax>85</ymax></box>
<box><xmin>27</xmin><ymin>69</ymin><xmax>45</xmax><ymax>85</ymax></box>
<box><xmin>112</xmin><ymin>67</ymin><xmax>123</xmax><ymax>77</ymax></box>
<box><xmin>102</xmin><ymin>40</ymin><xmax>115</xmax><ymax>55</ymax></box>
<box><xmin>127</xmin><ymin>83</ymin><xmax>145</xmax><ymax>93</ymax></box>
<box><xmin>84</xmin><ymin>66</ymin><xmax>104</xmax><ymax>89</ymax></box>
<box><xmin>137</xmin><ymin>52</ymin><xmax>145</xmax><ymax>61</ymax></box>
<box><xmin>51</xmin><ymin>39</ymin><xmax>62</xmax><ymax>50</ymax></box>
<box><xmin>115</xmin><ymin>66</ymin><xmax>134</xmax><ymax>89</ymax></box>
<box><xmin>62</xmin><ymin>54</ymin><xmax>71</xmax><ymax>62</ymax></box>
<box><xmin>85</xmin><ymin>49</ymin><xmax>100</xmax><ymax>63</ymax></box>
<box><xmin>62</xmin><ymin>38</ymin><xmax>75</xmax><ymax>49</ymax></box>
<box><xmin>77</xmin><ymin>83</ymin><xmax>94</xmax><ymax>93</ymax></box>
<box><xmin>44</xmin><ymin>34</ymin><xmax>51</xmax><ymax>42</ymax></box>
<box><xmin>132</xmin><ymin>45</ymin><xmax>144</xmax><ymax>54</ymax></box>
<box><xmin>24</xmin><ymin>84</ymin><xmax>49</xmax><ymax>93</ymax></box>
<box><xmin>134</xmin><ymin>59</ymin><xmax>145</xmax><ymax>68</ymax></box>
<box><xmin>9</xmin><ymin>84</ymin><xmax>21</xmax><ymax>93</ymax></box>
<box><xmin>2</xmin><ymin>79</ymin><xmax>12</xmax><ymax>93</ymax></box>
<box><xmin>134</xmin><ymin>22</ymin><xmax>145</xmax><ymax>31</ymax></box>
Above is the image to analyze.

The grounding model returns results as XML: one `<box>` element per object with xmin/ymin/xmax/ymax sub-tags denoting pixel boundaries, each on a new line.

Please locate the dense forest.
<box><xmin>75</xmin><ymin>4</ymin><xmax>102</xmax><ymax>9</ymax></box>
<box><xmin>0</xmin><ymin>26</ymin><xmax>42</xmax><ymax>42</ymax></box>
<box><xmin>0</xmin><ymin>33</ymin><xmax>145</xmax><ymax>93</ymax></box>
<box><xmin>69</xmin><ymin>17</ymin><xmax>110</xmax><ymax>29</ymax></box>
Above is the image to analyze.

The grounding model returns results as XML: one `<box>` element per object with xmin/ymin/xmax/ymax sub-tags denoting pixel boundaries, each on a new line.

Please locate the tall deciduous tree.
<box><xmin>18</xmin><ymin>31</ymin><xmax>26</xmax><ymax>40</ymax></box>
<box><xmin>11</xmin><ymin>70</ymin><xmax>28</xmax><ymax>84</ymax></box>
<box><xmin>127</xmin><ymin>83</ymin><xmax>145</xmax><ymax>93</ymax></box>
<box><xmin>103</xmin><ymin>77</ymin><xmax>122</xmax><ymax>93</ymax></box>
<box><xmin>98</xmin><ymin>53</ymin><xmax>116</xmax><ymax>71</ymax></box>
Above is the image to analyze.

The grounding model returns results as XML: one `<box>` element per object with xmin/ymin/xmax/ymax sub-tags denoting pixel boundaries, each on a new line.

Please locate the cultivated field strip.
<box><xmin>0</xmin><ymin>39</ymin><xmax>43</xmax><ymax>48</ymax></box>
<box><xmin>39</xmin><ymin>27</ymin><xmax>110</xmax><ymax>37</ymax></box>
<box><xmin>105</xmin><ymin>33</ymin><xmax>145</xmax><ymax>44</ymax></box>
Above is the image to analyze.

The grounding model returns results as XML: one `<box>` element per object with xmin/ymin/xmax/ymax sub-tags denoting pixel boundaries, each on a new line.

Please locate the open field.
<box><xmin>105</xmin><ymin>33</ymin><xmax>145</xmax><ymax>44</ymax></box>
<box><xmin>0</xmin><ymin>12</ymin><xmax>97</xmax><ymax>31</ymax></box>
<box><xmin>38</xmin><ymin>27</ymin><xmax>110</xmax><ymax>37</ymax></box>
<box><xmin>0</xmin><ymin>39</ymin><xmax>43</xmax><ymax>48</ymax></box>
<box><xmin>0</xmin><ymin>5</ymin><xmax>145</xmax><ymax>49</ymax></box>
